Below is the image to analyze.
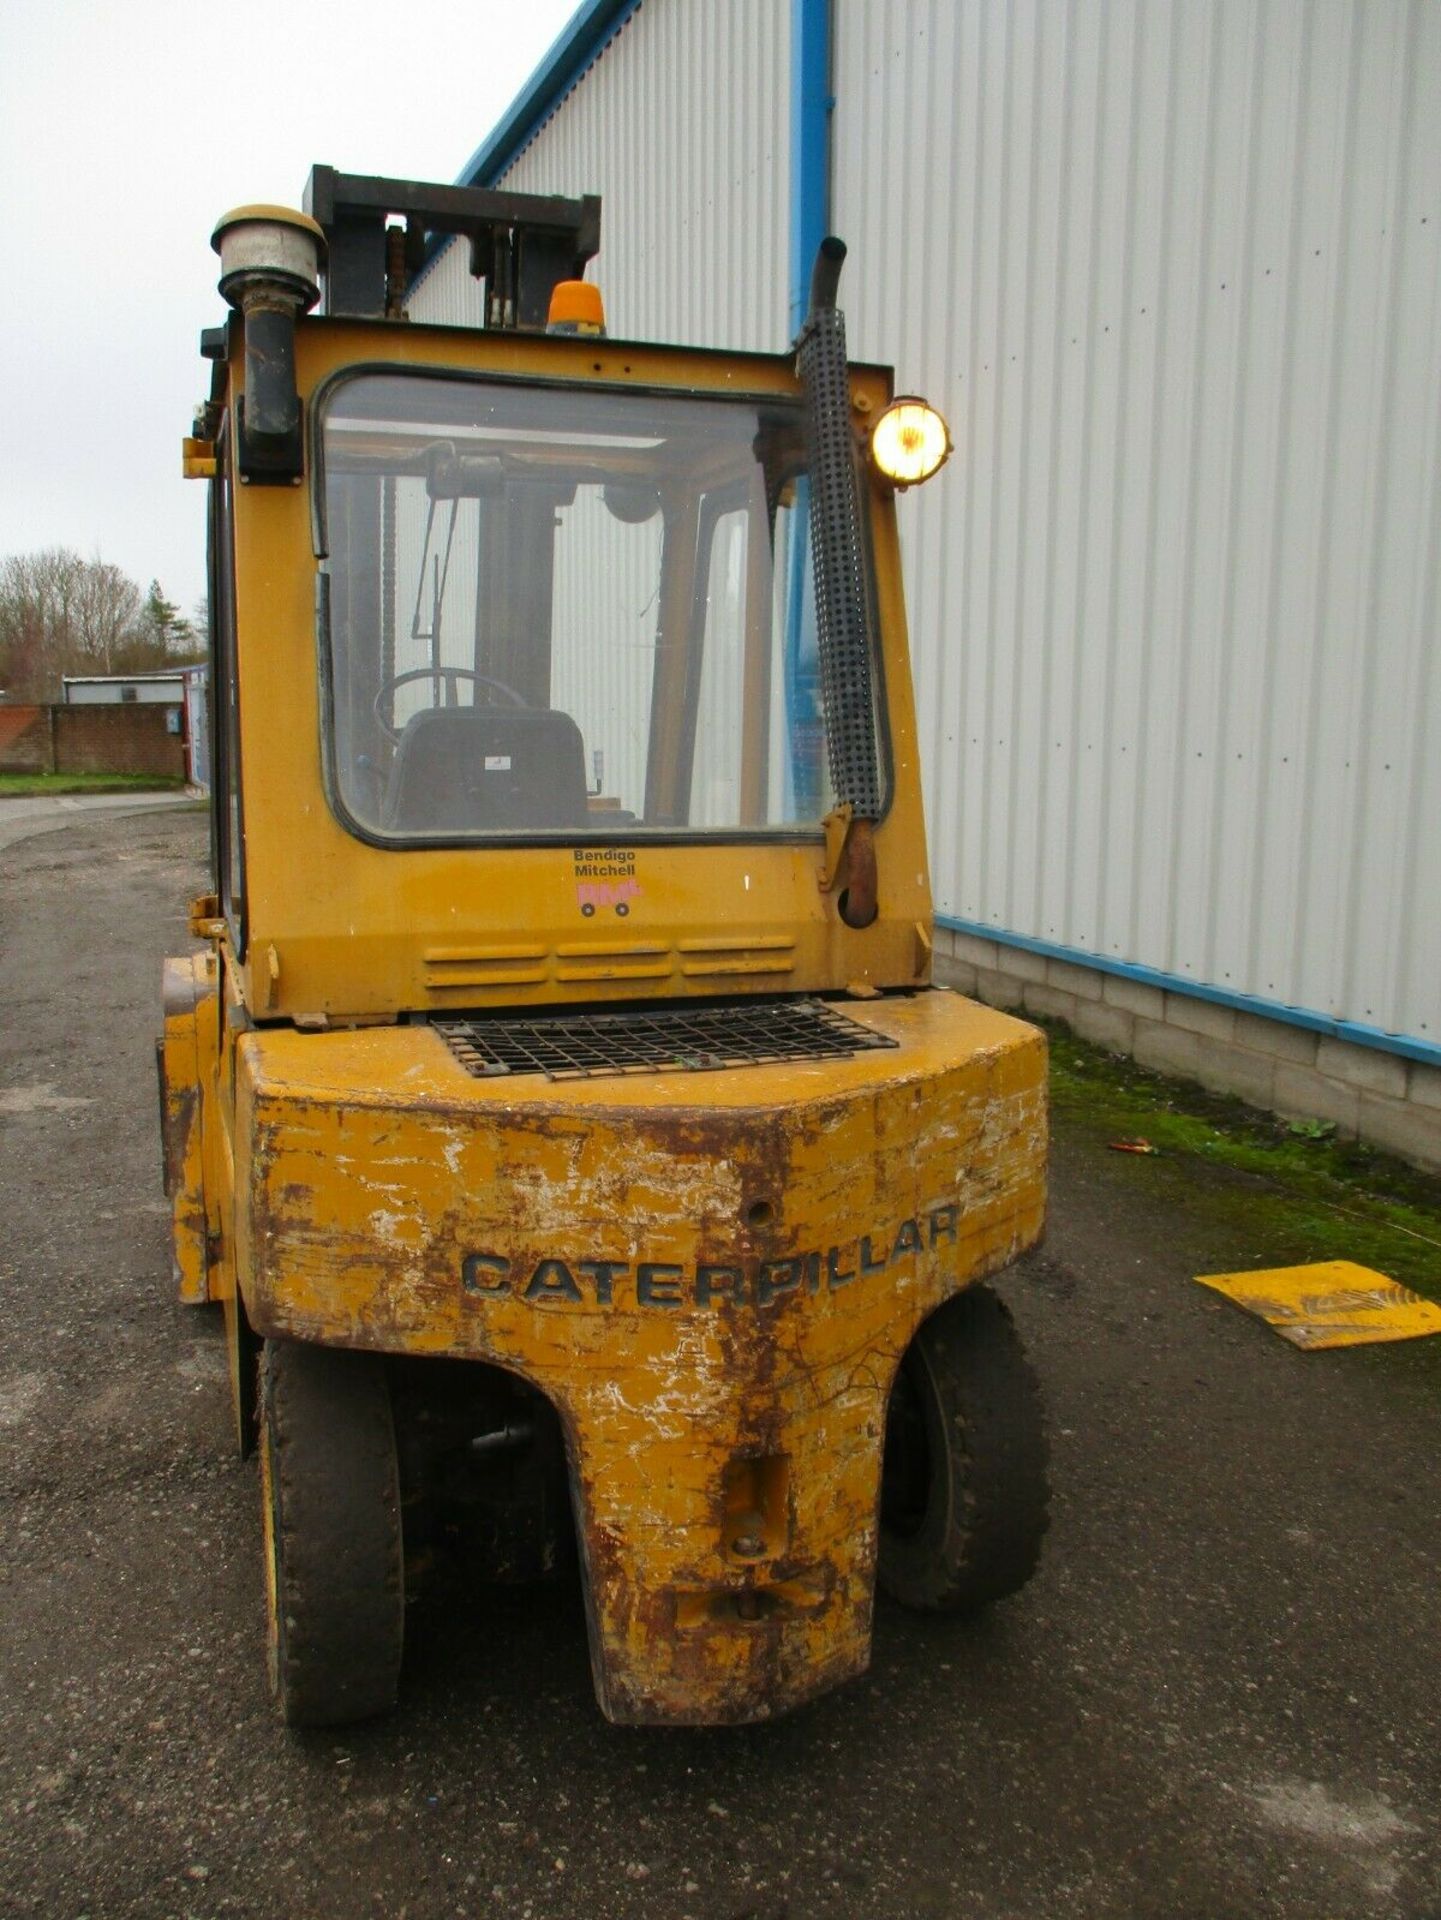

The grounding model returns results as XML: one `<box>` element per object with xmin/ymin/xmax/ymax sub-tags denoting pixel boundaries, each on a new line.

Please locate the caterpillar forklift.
<box><xmin>159</xmin><ymin>168</ymin><xmax>1050</xmax><ymax>1728</ymax></box>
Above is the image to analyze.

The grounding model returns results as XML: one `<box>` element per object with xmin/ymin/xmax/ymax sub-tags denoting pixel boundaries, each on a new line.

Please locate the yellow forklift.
<box><xmin>160</xmin><ymin>168</ymin><xmax>1049</xmax><ymax>1728</ymax></box>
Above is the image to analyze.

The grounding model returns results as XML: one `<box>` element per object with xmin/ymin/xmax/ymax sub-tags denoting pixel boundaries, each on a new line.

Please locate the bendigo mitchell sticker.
<box><xmin>462</xmin><ymin>1203</ymin><xmax>959</xmax><ymax>1309</ymax></box>
<box><xmin>573</xmin><ymin>847</ymin><xmax>640</xmax><ymax>917</ymax></box>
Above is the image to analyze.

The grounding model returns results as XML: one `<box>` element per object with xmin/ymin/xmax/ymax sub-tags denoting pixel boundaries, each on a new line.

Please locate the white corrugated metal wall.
<box><xmin>835</xmin><ymin>0</ymin><xmax>1441</xmax><ymax>1047</ymax></box>
<box><xmin>415</xmin><ymin>0</ymin><xmax>790</xmax><ymax>352</ymax></box>
<box><xmin>412</xmin><ymin>0</ymin><xmax>1440</xmax><ymax>1051</ymax></box>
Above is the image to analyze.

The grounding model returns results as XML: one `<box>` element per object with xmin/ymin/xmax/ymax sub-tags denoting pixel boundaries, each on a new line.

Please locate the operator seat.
<box><xmin>381</xmin><ymin>706</ymin><xmax>590</xmax><ymax>833</ymax></box>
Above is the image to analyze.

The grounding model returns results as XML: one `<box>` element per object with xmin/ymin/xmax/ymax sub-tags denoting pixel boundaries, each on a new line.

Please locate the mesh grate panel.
<box><xmin>435</xmin><ymin>998</ymin><xmax>898</xmax><ymax>1081</ymax></box>
<box><xmin>797</xmin><ymin>305</ymin><xmax>881</xmax><ymax>819</ymax></box>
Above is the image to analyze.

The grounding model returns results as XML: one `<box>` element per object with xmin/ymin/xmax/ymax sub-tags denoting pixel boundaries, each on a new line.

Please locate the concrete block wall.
<box><xmin>935</xmin><ymin>928</ymin><xmax>1441</xmax><ymax>1177</ymax></box>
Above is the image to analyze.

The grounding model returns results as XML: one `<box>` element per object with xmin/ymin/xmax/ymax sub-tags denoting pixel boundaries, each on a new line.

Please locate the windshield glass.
<box><xmin>318</xmin><ymin>371</ymin><xmax>879</xmax><ymax>841</ymax></box>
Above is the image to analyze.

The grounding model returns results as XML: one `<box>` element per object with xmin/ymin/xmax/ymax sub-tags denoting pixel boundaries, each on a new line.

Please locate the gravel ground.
<box><xmin>1</xmin><ymin>809</ymin><xmax>1437</xmax><ymax>1920</ymax></box>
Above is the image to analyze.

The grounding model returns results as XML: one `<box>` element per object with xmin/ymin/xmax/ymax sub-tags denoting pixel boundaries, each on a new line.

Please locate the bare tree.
<box><xmin>0</xmin><ymin>549</ymin><xmax>84</xmax><ymax>700</ymax></box>
<box><xmin>73</xmin><ymin>559</ymin><xmax>145</xmax><ymax>675</ymax></box>
<box><xmin>0</xmin><ymin>549</ymin><xmax>165</xmax><ymax>698</ymax></box>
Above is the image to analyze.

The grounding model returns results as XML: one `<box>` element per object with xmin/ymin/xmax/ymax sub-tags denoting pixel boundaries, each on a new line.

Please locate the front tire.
<box><xmin>260</xmin><ymin>1339</ymin><xmax>405</xmax><ymax>1726</ymax></box>
<box><xmin>879</xmin><ymin>1284</ymin><xmax>1049</xmax><ymax>1612</ymax></box>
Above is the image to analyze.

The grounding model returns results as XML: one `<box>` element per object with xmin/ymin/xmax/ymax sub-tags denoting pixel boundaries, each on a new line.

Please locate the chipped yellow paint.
<box><xmin>1196</xmin><ymin>1260</ymin><xmax>1441</xmax><ymax>1349</ymax></box>
<box><xmin>228</xmin><ymin>990</ymin><xmax>1045</xmax><ymax>1721</ymax></box>
<box><xmin>182</xmin><ymin>435</ymin><xmax>218</xmax><ymax>479</ymax></box>
<box><xmin>159</xmin><ymin>954</ymin><xmax>217</xmax><ymax>1304</ymax></box>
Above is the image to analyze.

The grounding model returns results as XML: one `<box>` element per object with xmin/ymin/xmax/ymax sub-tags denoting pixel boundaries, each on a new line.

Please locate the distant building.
<box><xmin>61</xmin><ymin>666</ymin><xmax>209</xmax><ymax>788</ymax></box>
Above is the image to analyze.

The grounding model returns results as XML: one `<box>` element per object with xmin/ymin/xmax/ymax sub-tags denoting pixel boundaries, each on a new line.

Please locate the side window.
<box><xmin>208</xmin><ymin>465</ymin><xmax>245</xmax><ymax>953</ymax></box>
<box><xmin>550</xmin><ymin>487</ymin><xmax>663</xmax><ymax>818</ymax></box>
<box><xmin>688</xmin><ymin>504</ymin><xmax>750</xmax><ymax>827</ymax></box>
<box><xmin>686</xmin><ymin>486</ymin><xmax>832</xmax><ymax>830</ymax></box>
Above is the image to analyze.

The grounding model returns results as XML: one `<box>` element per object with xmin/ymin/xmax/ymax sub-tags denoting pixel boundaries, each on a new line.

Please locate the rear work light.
<box><xmin>870</xmin><ymin>398</ymin><xmax>951</xmax><ymax>488</ymax></box>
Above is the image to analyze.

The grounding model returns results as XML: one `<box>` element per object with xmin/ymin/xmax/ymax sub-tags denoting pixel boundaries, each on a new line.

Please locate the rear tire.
<box><xmin>879</xmin><ymin>1284</ymin><xmax>1049</xmax><ymax>1612</ymax></box>
<box><xmin>260</xmin><ymin>1339</ymin><xmax>405</xmax><ymax>1726</ymax></box>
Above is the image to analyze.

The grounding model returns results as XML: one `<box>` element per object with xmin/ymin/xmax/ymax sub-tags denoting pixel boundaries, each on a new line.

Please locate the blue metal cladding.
<box><xmin>782</xmin><ymin>0</ymin><xmax>833</xmax><ymax>815</ymax></box>
<box><xmin>788</xmin><ymin>0</ymin><xmax>833</xmax><ymax>337</ymax></box>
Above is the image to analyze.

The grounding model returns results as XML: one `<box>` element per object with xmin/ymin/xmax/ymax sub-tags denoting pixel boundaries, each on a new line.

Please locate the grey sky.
<box><xmin>0</xmin><ymin>0</ymin><xmax>577</xmax><ymax>618</ymax></box>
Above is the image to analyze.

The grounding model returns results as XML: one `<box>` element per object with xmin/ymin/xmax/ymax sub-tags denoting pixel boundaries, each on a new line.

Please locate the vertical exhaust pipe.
<box><xmin>796</xmin><ymin>237</ymin><xmax>879</xmax><ymax>927</ymax></box>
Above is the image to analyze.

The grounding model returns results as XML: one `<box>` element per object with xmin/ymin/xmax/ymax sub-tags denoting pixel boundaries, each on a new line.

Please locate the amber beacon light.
<box><xmin>870</xmin><ymin>397</ymin><xmax>951</xmax><ymax>487</ymax></box>
<box><xmin>547</xmin><ymin>279</ymin><xmax>607</xmax><ymax>335</ymax></box>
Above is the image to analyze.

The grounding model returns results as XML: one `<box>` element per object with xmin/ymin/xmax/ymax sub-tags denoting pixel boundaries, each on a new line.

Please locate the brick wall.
<box><xmin>0</xmin><ymin>703</ymin><xmax>186</xmax><ymax>780</ymax></box>
<box><xmin>0</xmin><ymin>706</ymin><xmax>54</xmax><ymax>773</ymax></box>
<box><xmin>936</xmin><ymin>927</ymin><xmax>1441</xmax><ymax>1177</ymax></box>
<box><xmin>54</xmin><ymin>704</ymin><xmax>186</xmax><ymax>779</ymax></box>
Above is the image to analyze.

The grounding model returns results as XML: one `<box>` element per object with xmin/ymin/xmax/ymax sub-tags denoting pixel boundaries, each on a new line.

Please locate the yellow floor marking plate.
<box><xmin>1195</xmin><ymin>1260</ymin><xmax>1441</xmax><ymax>1349</ymax></box>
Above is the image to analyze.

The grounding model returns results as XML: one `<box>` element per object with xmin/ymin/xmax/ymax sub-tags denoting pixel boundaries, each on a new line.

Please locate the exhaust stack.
<box><xmin>796</xmin><ymin>237</ymin><xmax>880</xmax><ymax>927</ymax></box>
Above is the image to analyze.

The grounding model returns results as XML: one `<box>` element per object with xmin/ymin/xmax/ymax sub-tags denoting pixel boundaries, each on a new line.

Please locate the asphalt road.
<box><xmin>1</xmin><ymin>808</ymin><xmax>1437</xmax><ymax>1920</ymax></box>
<box><xmin>0</xmin><ymin>790</ymin><xmax>194</xmax><ymax>855</ymax></box>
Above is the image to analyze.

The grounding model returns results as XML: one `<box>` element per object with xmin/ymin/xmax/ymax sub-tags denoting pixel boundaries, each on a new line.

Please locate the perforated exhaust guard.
<box><xmin>795</xmin><ymin>238</ymin><xmax>881</xmax><ymax>823</ymax></box>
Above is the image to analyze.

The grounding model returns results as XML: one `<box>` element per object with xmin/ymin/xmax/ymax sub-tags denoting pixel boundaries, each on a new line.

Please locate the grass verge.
<box><xmin>1041</xmin><ymin>1019</ymin><xmax>1441</xmax><ymax>1303</ymax></box>
<box><xmin>0</xmin><ymin>771</ymin><xmax>188</xmax><ymax>797</ymax></box>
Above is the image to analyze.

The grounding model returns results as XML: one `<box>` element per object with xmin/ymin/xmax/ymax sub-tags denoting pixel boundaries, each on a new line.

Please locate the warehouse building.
<box><xmin>410</xmin><ymin>0</ymin><xmax>1441</xmax><ymax>1169</ymax></box>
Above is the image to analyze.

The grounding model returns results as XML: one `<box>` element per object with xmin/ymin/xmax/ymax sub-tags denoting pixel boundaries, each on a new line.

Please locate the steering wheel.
<box><xmin>372</xmin><ymin>666</ymin><xmax>528</xmax><ymax>745</ymax></box>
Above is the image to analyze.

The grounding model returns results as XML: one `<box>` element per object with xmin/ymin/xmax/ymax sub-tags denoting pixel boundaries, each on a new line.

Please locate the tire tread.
<box><xmin>879</xmin><ymin>1284</ymin><xmax>1049</xmax><ymax>1612</ymax></box>
<box><xmin>262</xmin><ymin>1340</ymin><xmax>405</xmax><ymax>1727</ymax></box>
